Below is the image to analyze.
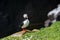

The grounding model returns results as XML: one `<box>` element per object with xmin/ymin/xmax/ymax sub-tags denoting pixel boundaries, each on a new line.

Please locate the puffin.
<box><xmin>20</xmin><ymin>14</ymin><xmax>30</xmax><ymax>34</ymax></box>
<box><xmin>44</xmin><ymin>4</ymin><xmax>60</xmax><ymax>27</ymax></box>
<box><xmin>47</xmin><ymin>4</ymin><xmax>60</xmax><ymax>23</ymax></box>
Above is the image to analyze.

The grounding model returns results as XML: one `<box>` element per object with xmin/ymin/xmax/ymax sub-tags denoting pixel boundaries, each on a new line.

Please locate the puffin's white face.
<box><xmin>23</xmin><ymin>14</ymin><xmax>28</xmax><ymax>18</ymax></box>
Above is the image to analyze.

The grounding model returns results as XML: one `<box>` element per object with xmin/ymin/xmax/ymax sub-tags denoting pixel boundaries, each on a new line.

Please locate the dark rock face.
<box><xmin>0</xmin><ymin>0</ymin><xmax>60</xmax><ymax>38</ymax></box>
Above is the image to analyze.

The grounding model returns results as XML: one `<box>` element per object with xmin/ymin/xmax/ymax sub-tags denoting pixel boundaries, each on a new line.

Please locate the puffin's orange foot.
<box><xmin>21</xmin><ymin>29</ymin><xmax>27</xmax><ymax>34</ymax></box>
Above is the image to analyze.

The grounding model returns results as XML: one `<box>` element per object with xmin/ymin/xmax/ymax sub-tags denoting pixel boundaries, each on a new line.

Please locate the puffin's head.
<box><xmin>23</xmin><ymin>14</ymin><xmax>28</xmax><ymax>18</ymax></box>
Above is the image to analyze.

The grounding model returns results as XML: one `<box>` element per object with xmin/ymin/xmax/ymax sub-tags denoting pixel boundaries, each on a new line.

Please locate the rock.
<box><xmin>32</xmin><ymin>29</ymin><xmax>40</xmax><ymax>32</ymax></box>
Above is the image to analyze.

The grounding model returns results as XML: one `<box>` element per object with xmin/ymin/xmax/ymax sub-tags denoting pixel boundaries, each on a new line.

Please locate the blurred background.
<box><xmin>0</xmin><ymin>0</ymin><xmax>60</xmax><ymax>38</ymax></box>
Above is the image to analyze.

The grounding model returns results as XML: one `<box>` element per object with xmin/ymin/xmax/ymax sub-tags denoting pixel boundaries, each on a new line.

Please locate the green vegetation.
<box><xmin>0</xmin><ymin>21</ymin><xmax>60</xmax><ymax>40</ymax></box>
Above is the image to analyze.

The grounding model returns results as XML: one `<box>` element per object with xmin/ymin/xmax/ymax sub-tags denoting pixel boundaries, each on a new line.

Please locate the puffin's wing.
<box><xmin>20</xmin><ymin>22</ymin><xmax>23</xmax><ymax>27</ymax></box>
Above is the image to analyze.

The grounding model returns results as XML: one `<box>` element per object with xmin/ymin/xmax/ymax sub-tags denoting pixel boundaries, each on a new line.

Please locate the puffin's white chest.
<box><xmin>22</xmin><ymin>19</ymin><xmax>30</xmax><ymax>28</ymax></box>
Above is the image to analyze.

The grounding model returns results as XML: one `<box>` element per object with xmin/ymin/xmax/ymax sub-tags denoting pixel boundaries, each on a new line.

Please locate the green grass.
<box><xmin>0</xmin><ymin>21</ymin><xmax>60</xmax><ymax>40</ymax></box>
